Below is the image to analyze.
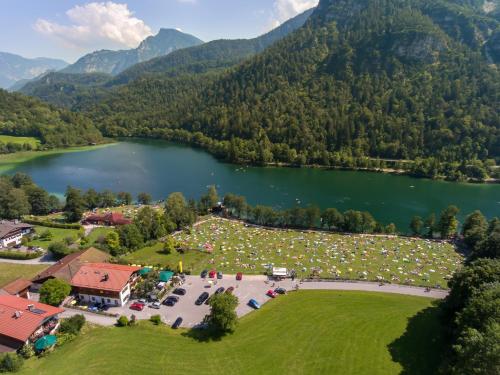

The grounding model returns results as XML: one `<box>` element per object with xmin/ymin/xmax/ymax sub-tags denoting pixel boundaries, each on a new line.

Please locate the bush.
<box><xmin>0</xmin><ymin>353</ymin><xmax>24</xmax><ymax>373</ymax></box>
<box><xmin>39</xmin><ymin>229</ymin><xmax>53</xmax><ymax>241</ymax></box>
<box><xmin>150</xmin><ymin>315</ymin><xmax>162</xmax><ymax>325</ymax></box>
<box><xmin>18</xmin><ymin>344</ymin><xmax>34</xmax><ymax>359</ymax></box>
<box><xmin>116</xmin><ymin>315</ymin><xmax>129</xmax><ymax>327</ymax></box>
<box><xmin>55</xmin><ymin>332</ymin><xmax>76</xmax><ymax>348</ymax></box>
<box><xmin>48</xmin><ymin>242</ymin><xmax>72</xmax><ymax>259</ymax></box>
<box><xmin>0</xmin><ymin>251</ymin><xmax>43</xmax><ymax>260</ymax></box>
<box><xmin>59</xmin><ymin>314</ymin><xmax>85</xmax><ymax>335</ymax></box>
<box><xmin>23</xmin><ymin>219</ymin><xmax>82</xmax><ymax>230</ymax></box>
<box><xmin>39</xmin><ymin>278</ymin><xmax>71</xmax><ymax>306</ymax></box>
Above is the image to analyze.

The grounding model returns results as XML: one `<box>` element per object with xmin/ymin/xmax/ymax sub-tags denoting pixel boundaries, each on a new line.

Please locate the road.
<box><xmin>61</xmin><ymin>276</ymin><xmax>448</xmax><ymax>327</ymax></box>
<box><xmin>0</xmin><ymin>253</ymin><xmax>56</xmax><ymax>265</ymax></box>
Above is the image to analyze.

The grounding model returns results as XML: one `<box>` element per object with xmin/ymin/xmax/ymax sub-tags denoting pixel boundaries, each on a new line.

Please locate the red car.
<box><xmin>266</xmin><ymin>290</ymin><xmax>278</xmax><ymax>298</ymax></box>
<box><xmin>236</xmin><ymin>272</ymin><xmax>243</xmax><ymax>281</ymax></box>
<box><xmin>130</xmin><ymin>302</ymin><xmax>145</xmax><ymax>311</ymax></box>
<box><xmin>209</xmin><ymin>270</ymin><xmax>217</xmax><ymax>278</ymax></box>
<box><xmin>225</xmin><ymin>286</ymin><xmax>235</xmax><ymax>294</ymax></box>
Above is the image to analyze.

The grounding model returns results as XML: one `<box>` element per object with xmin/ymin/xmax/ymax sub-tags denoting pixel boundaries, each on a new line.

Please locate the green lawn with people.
<box><xmin>20</xmin><ymin>291</ymin><xmax>444</xmax><ymax>375</ymax></box>
<box><xmin>169</xmin><ymin>218</ymin><xmax>461</xmax><ymax>287</ymax></box>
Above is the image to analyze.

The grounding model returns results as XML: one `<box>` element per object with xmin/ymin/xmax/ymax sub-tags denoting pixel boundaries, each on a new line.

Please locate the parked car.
<box><xmin>195</xmin><ymin>292</ymin><xmax>209</xmax><ymax>305</ymax></box>
<box><xmin>201</xmin><ymin>269</ymin><xmax>208</xmax><ymax>278</ymax></box>
<box><xmin>173</xmin><ymin>288</ymin><xmax>186</xmax><ymax>296</ymax></box>
<box><xmin>163</xmin><ymin>296</ymin><xmax>179</xmax><ymax>306</ymax></box>
<box><xmin>217</xmin><ymin>271</ymin><xmax>223</xmax><ymax>279</ymax></box>
<box><xmin>225</xmin><ymin>286</ymin><xmax>235</xmax><ymax>294</ymax></box>
<box><xmin>274</xmin><ymin>287</ymin><xmax>287</xmax><ymax>294</ymax></box>
<box><xmin>236</xmin><ymin>272</ymin><xmax>243</xmax><ymax>281</ymax></box>
<box><xmin>130</xmin><ymin>302</ymin><xmax>145</xmax><ymax>311</ymax></box>
<box><xmin>149</xmin><ymin>302</ymin><xmax>161</xmax><ymax>309</ymax></box>
<box><xmin>138</xmin><ymin>298</ymin><xmax>147</xmax><ymax>304</ymax></box>
<box><xmin>204</xmin><ymin>295</ymin><xmax>213</xmax><ymax>305</ymax></box>
<box><xmin>209</xmin><ymin>270</ymin><xmax>217</xmax><ymax>278</ymax></box>
<box><xmin>248</xmin><ymin>299</ymin><xmax>260</xmax><ymax>309</ymax></box>
<box><xmin>172</xmin><ymin>317</ymin><xmax>183</xmax><ymax>329</ymax></box>
<box><xmin>266</xmin><ymin>290</ymin><xmax>278</xmax><ymax>298</ymax></box>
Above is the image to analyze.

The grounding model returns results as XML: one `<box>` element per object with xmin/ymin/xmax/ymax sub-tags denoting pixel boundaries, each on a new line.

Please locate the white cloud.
<box><xmin>273</xmin><ymin>0</ymin><xmax>318</xmax><ymax>24</ymax></box>
<box><xmin>34</xmin><ymin>2</ymin><xmax>153</xmax><ymax>50</ymax></box>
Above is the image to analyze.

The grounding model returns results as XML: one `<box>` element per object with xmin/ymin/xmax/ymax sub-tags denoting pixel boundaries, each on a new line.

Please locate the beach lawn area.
<box><xmin>0</xmin><ymin>263</ymin><xmax>48</xmax><ymax>287</ymax></box>
<box><xmin>164</xmin><ymin>218</ymin><xmax>462</xmax><ymax>287</ymax></box>
<box><xmin>20</xmin><ymin>290</ymin><xmax>445</xmax><ymax>375</ymax></box>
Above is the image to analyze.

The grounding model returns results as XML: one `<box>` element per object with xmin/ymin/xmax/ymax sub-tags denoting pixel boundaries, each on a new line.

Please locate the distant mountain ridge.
<box><xmin>0</xmin><ymin>52</ymin><xmax>68</xmax><ymax>89</ymax></box>
<box><xmin>61</xmin><ymin>29</ymin><xmax>203</xmax><ymax>76</ymax></box>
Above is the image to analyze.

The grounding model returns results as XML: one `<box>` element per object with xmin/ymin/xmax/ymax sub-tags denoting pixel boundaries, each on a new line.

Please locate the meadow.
<box><xmin>20</xmin><ymin>291</ymin><xmax>444</xmax><ymax>375</ymax></box>
<box><xmin>0</xmin><ymin>263</ymin><xmax>47</xmax><ymax>287</ymax></box>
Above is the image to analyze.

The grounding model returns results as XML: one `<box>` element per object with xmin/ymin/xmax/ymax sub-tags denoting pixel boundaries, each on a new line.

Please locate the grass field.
<box><xmin>170</xmin><ymin>218</ymin><xmax>462</xmax><ymax>287</ymax></box>
<box><xmin>0</xmin><ymin>143</ymin><xmax>115</xmax><ymax>173</ymax></box>
<box><xmin>0</xmin><ymin>135</ymin><xmax>40</xmax><ymax>148</ymax></box>
<box><xmin>86</xmin><ymin>227</ymin><xmax>114</xmax><ymax>245</ymax></box>
<box><xmin>27</xmin><ymin>226</ymin><xmax>81</xmax><ymax>250</ymax></box>
<box><xmin>20</xmin><ymin>291</ymin><xmax>444</xmax><ymax>375</ymax></box>
<box><xmin>0</xmin><ymin>263</ymin><xmax>48</xmax><ymax>287</ymax></box>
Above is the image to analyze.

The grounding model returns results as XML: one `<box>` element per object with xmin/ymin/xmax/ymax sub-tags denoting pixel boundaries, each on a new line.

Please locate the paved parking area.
<box><xmin>104</xmin><ymin>275</ymin><xmax>293</xmax><ymax>328</ymax></box>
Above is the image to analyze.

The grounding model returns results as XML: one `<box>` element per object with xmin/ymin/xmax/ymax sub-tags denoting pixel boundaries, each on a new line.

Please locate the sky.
<box><xmin>0</xmin><ymin>0</ymin><xmax>318</xmax><ymax>63</ymax></box>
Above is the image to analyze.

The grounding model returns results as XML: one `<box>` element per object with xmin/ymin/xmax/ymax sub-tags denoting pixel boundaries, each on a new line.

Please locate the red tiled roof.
<box><xmin>84</xmin><ymin>212</ymin><xmax>132</xmax><ymax>225</ymax></box>
<box><xmin>71</xmin><ymin>263</ymin><xmax>140</xmax><ymax>292</ymax></box>
<box><xmin>0</xmin><ymin>279</ymin><xmax>32</xmax><ymax>295</ymax></box>
<box><xmin>0</xmin><ymin>296</ymin><xmax>64</xmax><ymax>342</ymax></box>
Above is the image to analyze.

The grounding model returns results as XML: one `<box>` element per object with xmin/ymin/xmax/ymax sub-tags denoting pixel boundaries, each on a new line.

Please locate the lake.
<box><xmin>4</xmin><ymin>139</ymin><xmax>500</xmax><ymax>229</ymax></box>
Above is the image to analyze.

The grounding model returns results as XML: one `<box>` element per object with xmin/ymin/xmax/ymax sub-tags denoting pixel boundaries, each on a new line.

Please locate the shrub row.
<box><xmin>0</xmin><ymin>250</ymin><xmax>43</xmax><ymax>260</ymax></box>
<box><xmin>24</xmin><ymin>218</ymin><xmax>82</xmax><ymax>230</ymax></box>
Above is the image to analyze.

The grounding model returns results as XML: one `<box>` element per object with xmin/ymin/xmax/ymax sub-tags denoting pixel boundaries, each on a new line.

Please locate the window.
<box><xmin>91</xmin><ymin>296</ymin><xmax>95</xmax><ymax>301</ymax></box>
<box><xmin>107</xmin><ymin>299</ymin><xmax>111</xmax><ymax>303</ymax></box>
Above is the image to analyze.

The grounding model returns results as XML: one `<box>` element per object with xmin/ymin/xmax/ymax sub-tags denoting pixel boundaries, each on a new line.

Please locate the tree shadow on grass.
<box><xmin>180</xmin><ymin>326</ymin><xmax>228</xmax><ymax>343</ymax></box>
<box><xmin>388</xmin><ymin>302</ymin><xmax>447</xmax><ymax>375</ymax></box>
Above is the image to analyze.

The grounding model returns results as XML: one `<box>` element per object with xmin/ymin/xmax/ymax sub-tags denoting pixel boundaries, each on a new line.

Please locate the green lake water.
<box><xmin>4</xmin><ymin>139</ymin><xmax>499</xmax><ymax>229</ymax></box>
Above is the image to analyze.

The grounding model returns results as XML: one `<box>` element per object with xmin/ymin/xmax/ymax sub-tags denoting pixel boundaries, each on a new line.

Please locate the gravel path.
<box><xmin>0</xmin><ymin>253</ymin><xmax>56</xmax><ymax>265</ymax></box>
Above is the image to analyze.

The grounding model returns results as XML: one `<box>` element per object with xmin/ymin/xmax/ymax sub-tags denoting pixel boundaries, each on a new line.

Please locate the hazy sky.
<box><xmin>0</xmin><ymin>0</ymin><xmax>318</xmax><ymax>63</ymax></box>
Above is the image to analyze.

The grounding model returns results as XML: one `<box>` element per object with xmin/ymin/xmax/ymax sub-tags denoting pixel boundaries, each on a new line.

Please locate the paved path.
<box><xmin>60</xmin><ymin>308</ymin><xmax>117</xmax><ymax>326</ymax></box>
<box><xmin>0</xmin><ymin>253</ymin><xmax>56</xmax><ymax>265</ymax></box>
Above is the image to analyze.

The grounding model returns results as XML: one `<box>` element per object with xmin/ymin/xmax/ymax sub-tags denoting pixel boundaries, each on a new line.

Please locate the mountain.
<box><xmin>0</xmin><ymin>89</ymin><xmax>102</xmax><ymax>147</ymax></box>
<box><xmin>61</xmin><ymin>29</ymin><xmax>203</xmax><ymax>75</ymax></box>
<box><xmin>0</xmin><ymin>52</ymin><xmax>68</xmax><ymax>89</ymax></box>
<box><xmin>19</xmin><ymin>9</ymin><xmax>314</xmax><ymax>107</ymax></box>
<box><xmin>111</xmin><ymin>8</ymin><xmax>314</xmax><ymax>85</ymax></box>
<box><xmin>81</xmin><ymin>0</ymin><xmax>499</xmax><ymax>180</ymax></box>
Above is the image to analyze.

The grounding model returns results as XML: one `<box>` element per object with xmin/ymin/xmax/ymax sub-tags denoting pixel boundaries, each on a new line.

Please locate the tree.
<box><xmin>59</xmin><ymin>314</ymin><xmax>86</xmax><ymax>335</ymax></box>
<box><xmin>165</xmin><ymin>192</ymin><xmax>196</xmax><ymax>230</ymax></box>
<box><xmin>83</xmin><ymin>188</ymin><xmax>100</xmax><ymax>209</ymax></box>
<box><xmin>322</xmin><ymin>208</ymin><xmax>343</xmax><ymax>230</ymax></box>
<box><xmin>385</xmin><ymin>223</ymin><xmax>397</xmax><ymax>234</ymax></box>
<box><xmin>207</xmin><ymin>293</ymin><xmax>239</xmax><ymax>333</ymax></box>
<box><xmin>104</xmin><ymin>231</ymin><xmax>120</xmax><ymax>253</ymax></box>
<box><xmin>64</xmin><ymin>186</ymin><xmax>85</xmax><ymax>223</ymax></box>
<box><xmin>48</xmin><ymin>242</ymin><xmax>72</xmax><ymax>259</ymax></box>
<box><xmin>98</xmin><ymin>190</ymin><xmax>117</xmax><ymax>208</ymax></box>
<box><xmin>5</xmin><ymin>188</ymin><xmax>31</xmax><ymax>219</ymax></box>
<box><xmin>137</xmin><ymin>192</ymin><xmax>152</xmax><ymax>205</ymax></box>
<box><xmin>24</xmin><ymin>185</ymin><xmax>50</xmax><ymax>215</ymax></box>
<box><xmin>473</xmin><ymin>220</ymin><xmax>500</xmax><ymax>260</ymax></box>
<box><xmin>410</xmin><ymin>216</ymin><xmax>424</xmax><ymax>236</ymax></box>
<box><xmin>425</xmin><ymin>213</ymin><xmax>436</xmax><ymax>238</ymax></box>
<box><xmin>39</xmin><ymin>278</ymin><xmax>71</xmax><ymax>306</ymax></box>
<box><xmin>117</xmin><ymin>224</ymin><xmax>144</xmax><ymax>250</ymax></box>
<box><xmin>116</xmin><ymin>315</ymin><xmax>129</xmax><ymax>327</ymax></box>
<box><xmin>117</xmin><ymin>191</ymin><xmax>132</xmax><ymax>205</ymax></box>
<box><xmin>0</xmin><ymin>353</ymin><xmax>24</xmax><ymax>373</ymax></box>
<box><xmin>163</xmin><ymin>235</ymin><xmax>176</xmax><ymax>254</ymax></box>
<box><xmin>438</xmin><ymin>205</ymin><xmax>460</xmax><ymax>238</ymax></box>
<box><xmin>462</xmin><ymin>211</ymin><xmax>488</xmax><ymax>249</ymax></box>
<box><xmin>199</xmin><ymin>185</ymin><xmax>219</xmax><ymax>213</ymax></box>
<box><xmin>134</xmin><ymin>206</ymin><xmax>168</xmax><ymax>241</ymax></box>
<box><xmin>304</xmin><ymin>206</ymin><xmax>321</xmax><ymax>228</ymax></box>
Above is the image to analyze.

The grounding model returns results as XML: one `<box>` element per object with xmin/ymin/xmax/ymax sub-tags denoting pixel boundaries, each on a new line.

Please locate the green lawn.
<box><xmin>86</xmin><ymin>227</ymin><xmax>115</xmax><ymax>245</ymax></box>
<box><xmin>20</xmin><ymin>291</ymin><xmax>445</xmax><ymax>375</ymax></box>
<box><xmin>0</xmin><ymin>135</ymin><xmax>40</xmax><ymax>148</ymax></box>
<box><xmin>28</xmin><ymin>226</ymin><xmax>81</xmax><ymax>250</ymax></box>
<box><xmin>171</xmin><ymin>218</ymin><xmax>463</xmax><ymax>287</ymax></box>
<box><xmin>0</xmin><ymin>263</ymin><xmax>48</xmax><ymax>286</ymax></box>
<box><xmin>124</xmin><ymin>241</ymin><xmax>208</xmax><ymax>271</ymax></box>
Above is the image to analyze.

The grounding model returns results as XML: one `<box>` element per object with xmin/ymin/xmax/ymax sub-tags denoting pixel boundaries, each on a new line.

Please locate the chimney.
<box><xmin>27</xmin><ymin>304</ymin><xmax>34</xmax><ymax>311</ymax></box>
<box><xmin>102</xmin><ymin>273</ymin><xmax>109</xmax><ymax>281</ymax></box>
<box><xmin>14</xmin><ymin>311</ymin><xmax>22</xmax><ymax>318</ymax></box>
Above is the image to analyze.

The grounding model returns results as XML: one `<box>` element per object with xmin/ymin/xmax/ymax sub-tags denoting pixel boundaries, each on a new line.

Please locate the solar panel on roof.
<box><xmin>30</xmin><ymin>308</ymin><xmax>46</xmax><ymax>315</ymax></box>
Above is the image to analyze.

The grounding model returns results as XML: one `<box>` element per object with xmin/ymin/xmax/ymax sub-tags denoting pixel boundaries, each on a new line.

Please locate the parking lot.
<box><xmin>105</xmin><ymin>275</ymin><xmax>295</xmax><ymax>328</ymax></box>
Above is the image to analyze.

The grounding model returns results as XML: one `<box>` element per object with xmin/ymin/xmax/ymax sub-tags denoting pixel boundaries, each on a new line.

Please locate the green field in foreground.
<box><xmin>21</xmin><ymin>291</ymin><xmax>444</xmax><ymax>375</ymax></box>
<box><xmin>27</xmin><ymin>226</ymin><xmax>81</xmax><ymax>250</ymax></box>
<box><xmin>0</xmin><ymin>263</ymin><xmax>47</xmax><ymax>286</ymax></box>
<box><xmin>0</xmin><ymin>143</ymin><xmax>115</xmax><ymax>173</ymax></box>
<box><xmin>0</xmin><ymin>135</ymin><xmax>40</xmax><ymax>147</ymax></box>
<box><xmin>137</xmin><ymin>218</ymin><xmax>461</xmax><ymax>287</ymax></box>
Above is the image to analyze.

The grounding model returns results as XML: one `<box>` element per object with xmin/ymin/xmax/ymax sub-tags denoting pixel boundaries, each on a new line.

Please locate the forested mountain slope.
<box><xmin>82</xmin><ymin>0</ymin><xmax>499</xmax><ymax>180</ymax></box>
<box><xmin>0</xmin><ymin>89</ymin><xmax>102</xmax><ymax>147</ymax></box>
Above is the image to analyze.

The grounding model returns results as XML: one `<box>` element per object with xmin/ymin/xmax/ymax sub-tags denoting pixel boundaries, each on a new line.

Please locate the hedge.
<box><xmin>0</xmin><ymin>251</ymin><xmax>43</xmax><ymax>260</ymax></box>
<box><xmin>24</xmin><ymin>218</ymin><xmax>82</xmax><ymax>230</ymax></box>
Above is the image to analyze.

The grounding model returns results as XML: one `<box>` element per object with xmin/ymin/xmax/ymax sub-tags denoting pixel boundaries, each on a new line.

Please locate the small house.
<box><xmin>0</xmin><ymin>220</ymin><xmax>33</xmax><ymax>249</ymax></box>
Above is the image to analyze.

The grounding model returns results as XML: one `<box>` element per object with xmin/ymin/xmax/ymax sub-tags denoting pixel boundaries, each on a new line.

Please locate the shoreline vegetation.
<box><xmin>0</xmin><ymin>141</ymin><xmax>116</xmax><ymax>173</ymax></box>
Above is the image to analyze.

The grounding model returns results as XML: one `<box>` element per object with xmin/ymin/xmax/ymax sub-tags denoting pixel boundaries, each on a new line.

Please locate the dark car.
<box><xmin>215</xmin><ymin>287</ymin><xmax>225</xmax><ymax>294</ymax></box>
<box><xmin>163</xmin><ymin>296</ymin><xmax>179</xmax><ymax>306</ymax></box>
<box><xmin>195</xmin><ymin>292</ymin><xmax>209</xmax><ymax>305</ymax></box>
<box><xmin>225</xmin><ymin>286</ymin><xmax>235</xmax><ymax>294</ymax></box>
<box><xmin>217</xmin><ymin>271</ymin><xmax>223</xmax><ymax>279</ymax></box>
<box><xmin>274</xmin><ymin>287</ymin><xmax>287</xmax><ymax>294</ymax></box>
<box><xmin>172</xmin><ymin>317</ymin><xmax>183</xmax><ymax>329</ymax></box>
<box><xmin>173</xmin><ymin>288</ymin><xmax>186</xmax><ymax>296</ymax></box>
<box><xmin>201</xmin><ymin>270</ymin><xmax>208</xmax><ymax>278</ymax></box>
